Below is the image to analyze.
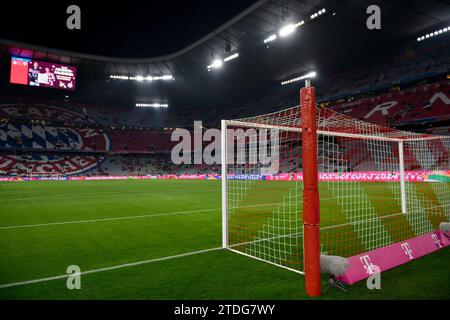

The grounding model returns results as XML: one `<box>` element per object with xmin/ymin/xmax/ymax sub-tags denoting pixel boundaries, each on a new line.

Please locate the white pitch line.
<box><xmin>0</xmin><ymin>208</ymin><xmax>221</xmax><ymax>230</ymax></box>
<box><xmin>0</xmin><ymin>247</ymin><xmax>222</xmax><ymax>289</ymax></box>
<box><xmin>0</xmin><ymin>194</ymin><xmax>398</xmax><ymax>231</ymax></box>
<box><xmin>0</xmin><ymin>189</ymin><xmax>219</xmax><ymax>202</ymax></box>
<box><xmin>0</xmin><ymin>202</ymin><xmax>282</xmax><ymax>230</ymax></box>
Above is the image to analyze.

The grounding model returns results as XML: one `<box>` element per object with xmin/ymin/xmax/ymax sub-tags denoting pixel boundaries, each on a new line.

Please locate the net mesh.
<box><xmin>225</xmin><ymin>105</ymin><xmax>450</xmax><ymax>273</ymax></box>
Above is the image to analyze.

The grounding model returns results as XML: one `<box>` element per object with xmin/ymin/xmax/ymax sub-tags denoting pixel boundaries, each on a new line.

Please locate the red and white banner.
<box><xmin>2</xmin><ymin>171</ymin><xmax>450</xmax><ymax>182</ymax></box>
<box><xmin>264</xmin><ymin>171</ymin><xmax>450</xmax><ymax>182</ymax></box>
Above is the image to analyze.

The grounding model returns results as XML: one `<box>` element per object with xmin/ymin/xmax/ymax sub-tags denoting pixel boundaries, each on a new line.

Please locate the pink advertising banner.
<box><xmin>336</xmin><ymin>230</ymin><xmax>450</xmax><ymax>285</ymax></box>
<box><xmin>264</xmin><ymin>171</ymin><xmax>449</xmax><ymax>182</ymax></box>
<box><xmin>69</xmin><ymin>176</ymin><xmax>152</xmax><ymax>181</ymax></box>
<box><xmin>157</xmin><ymin>174</ymin><xmax>208</xmax><ymax>180</ymax></box>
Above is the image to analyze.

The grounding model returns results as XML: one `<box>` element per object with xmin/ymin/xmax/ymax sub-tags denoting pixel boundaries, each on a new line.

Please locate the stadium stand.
<box><xmin>1</xmin><ymin>39</ymin><xmax>449</xmax><ymax>178</ymax></box>
<box><xmin>329</xmin><ymin>80</ymin><xmax>450</xmax><ymax>127</ymax></box>
<box><xmin>0</xmin><ymin>152</ymin><xmax>104</xmax><ymax>177</ymax></box>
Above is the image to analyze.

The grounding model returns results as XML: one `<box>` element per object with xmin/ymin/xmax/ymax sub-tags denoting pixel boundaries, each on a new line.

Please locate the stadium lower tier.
<box><xmin>0</xmin><ymin>153</ymin><xmax>219</xmax><ymax>177</ymax></box>
<box><xmin>1</xmin><ymin>148</ymin><xmax>449</xmax><ymax>184</ymax></box>
<box><xmin>0</xmin><ymin>153</ymin><xmax>104</xmax><ymax>176</ymax></box>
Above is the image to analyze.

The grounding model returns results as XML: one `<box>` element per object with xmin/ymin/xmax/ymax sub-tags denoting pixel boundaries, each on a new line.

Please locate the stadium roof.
<box><xmin>1</xmin><ymin>0</ymin><xmax>450</xmax><ymax>110</ymax></box>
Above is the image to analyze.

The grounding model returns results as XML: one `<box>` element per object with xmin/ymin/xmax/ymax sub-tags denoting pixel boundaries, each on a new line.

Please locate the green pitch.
<box><xmin>0</xmin><ymin>180</ymin><xmax>449</xmax><ymax>300</ymax></box>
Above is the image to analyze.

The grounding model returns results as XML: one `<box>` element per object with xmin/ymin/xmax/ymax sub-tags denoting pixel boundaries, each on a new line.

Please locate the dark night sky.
<box><xmin>0</xmin><ymin>0</ymin><xmax>258</xmax><ymax>58</ymax></box>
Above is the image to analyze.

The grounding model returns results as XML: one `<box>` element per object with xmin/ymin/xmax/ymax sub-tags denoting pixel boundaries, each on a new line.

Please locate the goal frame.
<box><xmin>29</xmin><ymin>171</ymin><xmax>61</xmax><ymax>180</ymax></box>
<box><xmin>220</xmin><ymin>82</ymin><xmax>322</xmax><ymax>296</ymax></box>
<box><xmin>221</xmin><ymin>82</ymin><xmax>449</xmax><ymax>297</ymax></box>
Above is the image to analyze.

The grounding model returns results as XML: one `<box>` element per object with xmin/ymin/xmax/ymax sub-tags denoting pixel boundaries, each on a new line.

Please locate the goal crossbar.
<box><xmin>225</xmin><ymin>120</ymin><xmax>445</xmax><ymax>143</ymax></box>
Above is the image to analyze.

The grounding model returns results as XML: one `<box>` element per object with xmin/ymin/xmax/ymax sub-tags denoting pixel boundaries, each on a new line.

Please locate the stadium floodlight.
<box><xmin>281</xmin><ymin>71</ymin><xmax>317</xmax><ymax>85</ymax></box>
<box><xmin>264</xmin><ymin>34</ymin><xmax>277</xmax><ymax>44</ymax></box>
<box><xmin>279</xmin><ymin>24</ymin><xmax>297</xmax><ymax>37</ymax></box>
<box><xmin>295</xmin><ymin>20</ymin><xmax>305</xmax><ymax>27</ymax></box>
<box><xmin>207</xmin><ymin>59</ymin><xmax>224</xmax><ymax>71</ymax></box>
<box><xmin>311</xmin><ymin>8</ymin><xmax>326</xmax><ymax>19</ymax></box>
<box><xmin>417</xmin><ymin>26</ymin><xmax>450</xmax><ymax>42</ymax></box>
<box><xmin>265</xmin><ymin>20</ymin><xmax>304</xmax><ymax>44</ymax></box>
<box><xmin>110</xmin><ymin>75</ymin><xmax>129</xmax><ymax>80</ymax></box>
<box><xmin>110</xmin><ymin>74</ymin><xmax>174</xmax><ymax>82</ymax></box>
<box><xmin>207</xmin><ymin>53</ymin><xmax>239</xmax><ymax>71</ymax></box>
<box><xmin>224</xmin><ymin>53</ymin><xmax>239</xmax><ymax>62</ymax></box>
<box><xmin>136</xmin><ymin>103</ymin><xmax>168</xmax><ymax>108</ymax></box>
<box><xmin>221</xmin><ymin>83</ymin><xmax>450</xmax><ymax>298</ymax></box>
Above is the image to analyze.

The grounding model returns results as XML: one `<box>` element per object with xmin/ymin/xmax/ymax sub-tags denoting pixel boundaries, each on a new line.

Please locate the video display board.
<box><xmin>10</xmin><ymin>57</ymin><xmax>76</xmax><ymax>91</ymax></box>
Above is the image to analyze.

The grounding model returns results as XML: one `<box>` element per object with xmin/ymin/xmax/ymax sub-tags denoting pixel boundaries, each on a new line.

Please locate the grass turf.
<box><xmin>0</xmin><ymin>179</ymin><xmax>448</xmax><ymax>299</ymax></box>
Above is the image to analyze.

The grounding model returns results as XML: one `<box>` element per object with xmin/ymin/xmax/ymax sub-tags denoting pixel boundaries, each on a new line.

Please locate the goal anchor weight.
<box><xmin>301</xmin><ymin>81</ymin><xmax>321</xmax><ymax>297</ymax></box>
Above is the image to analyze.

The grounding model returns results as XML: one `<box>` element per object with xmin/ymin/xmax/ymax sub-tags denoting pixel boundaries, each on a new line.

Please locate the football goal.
<box><xmin>29</xmin><ymin>171</ymin><xmax>61</xmax><ymax>180</ymax></box>
<box><xmin>221</xmin><ymin>82</ymin><xmax>450</xmax><ymax>296</ymax></box>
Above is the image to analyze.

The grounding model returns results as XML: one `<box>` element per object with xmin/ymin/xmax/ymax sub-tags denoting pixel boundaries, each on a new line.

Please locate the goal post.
<box><xmin>221</xmin><ymin>83</ymin><xmax>450</xmax><ymax>296</ymax></box>
<box><xmin>29</xmin><ymin>171</ymin><xmax>61</xmax><ymax>180</ymax></box>
<box><xmin>300</xmin><ymin>82</ymin><xmax>321</xmax><ymax>297</ymax></box>
<box><xmin>398</xmin><ymin>141</ymin><xmax>407</xmax><ymax>214</ymax></box>
<box><xmin>221</xmin><ymin>119</ymin><xmax>229</xmax><ymax>249</ymax></box>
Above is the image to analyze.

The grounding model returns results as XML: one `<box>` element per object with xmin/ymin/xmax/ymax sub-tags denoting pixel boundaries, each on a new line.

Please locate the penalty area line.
<box><xmin>0</xmin><ymin>247</ymin><xmax>222</xmax><ymax>289</ymax></box>
<box><xmin>0</xmin><ymin>202</ymin><xmax>281</xmax><ymax>230</ymax></box>
<box><xmin>0</xmin><ymin>208</ymin><xmax>222</xmax><ymax>230</ymax></box>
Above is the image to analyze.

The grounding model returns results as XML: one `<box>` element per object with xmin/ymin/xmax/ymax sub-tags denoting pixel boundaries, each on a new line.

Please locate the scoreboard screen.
<box><xmin>10</xmin><ymin>57</ymin><xmax>77</xmax><ymax>91</ymax></box>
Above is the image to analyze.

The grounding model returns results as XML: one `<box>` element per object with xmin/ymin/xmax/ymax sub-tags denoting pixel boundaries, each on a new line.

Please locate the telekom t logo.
<box><xmin>359</xmin><ymin>255</ymin><xmax>376</xmax><ymax>275</ymax></box>
<box><xmin>431</xmin><ymin>233</ymin><xmax>443</xmax><ymax>248</ymax></box>
<box><xmin>401</xmin><ymin>243</ymin><xmax>414</xmax><ymax>260</ymax></box>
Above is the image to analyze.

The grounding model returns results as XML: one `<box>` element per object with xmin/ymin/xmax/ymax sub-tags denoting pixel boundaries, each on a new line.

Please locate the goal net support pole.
<box><xmin>398</xmin><ymin>141</ymin><xmax>407</xmax><ymax>214</ymax></box>
<box><xmin>301</xmin><ymin>82</ymin><xmax>321</xmax><ymax>297</ymax></box>
<box><xmin>221</xmin><ymin>120</ymin><xmax>229</xmax><ymax>249</ymax></box>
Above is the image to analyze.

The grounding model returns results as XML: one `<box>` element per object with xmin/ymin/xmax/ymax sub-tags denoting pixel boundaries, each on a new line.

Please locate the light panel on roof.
<box><xmin>224</xmin><ymin>53</ymin><xmax>239</xmax><ymax>62</ymax></box>
<box><xmin>207</xmin><ymin>52</ymin><xmax>239</xmax><ymax>71</ymax></box>
<box><xmin>279</xmin><ymin>24</ymin><xmax>296</xmax><ymax>37</ymax></box>
<box><xmin>311</xmin><ymin>8</ymin><xmax>326</xmax><ymax>19</ymax></box>
<box><xmin>263</xmin><ymin>19</ymin><xmax>305</xmax><ymax>44</ymax></box>
<box><xmin>264</xmin><ymin>34</ymin><xmax>277</xmax><ymax>44</ymax></box>
<box><xmin>207</xmin><ymin>59</ymin><xmax>224</xmax><ymax>71</ymax></box>
<box><xmin>109</xmin><ymin>75</ymin><xmax>174</xmax><ymax>82</ymax></box>
<box><xmin>417</xmin><ymin>26</ymin><xmax>450</xmax><ymax>42</ymax></box>
<box><xmin>136</xmin><ymin>103</ymin><xmax>169</xmax><ymax>108</ymax></box>
<box><xmin>281</xmin><ymin>71</ymin><xmax>317</xmax><ymax>85</ymax></box>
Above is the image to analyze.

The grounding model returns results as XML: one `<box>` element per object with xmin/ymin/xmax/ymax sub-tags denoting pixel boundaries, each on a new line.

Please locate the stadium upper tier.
<box><xmin>1</xmin><ymin>78</ymin><xmax>449</xmax><ymax>135</ymax></box>
<box><xmin>1</xmin><ymin>40</ymin><xmax>449</xmax><ymax>129</ymax></box>
<box><xmin>318</xmin><ymin>41</ymin><xmax>450</xmax><ymax>101</ymax></box>
<box><xmin>329</xmin><ymin>80</ymin><xmax>450</xmax><ymax>127</ymax></box>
